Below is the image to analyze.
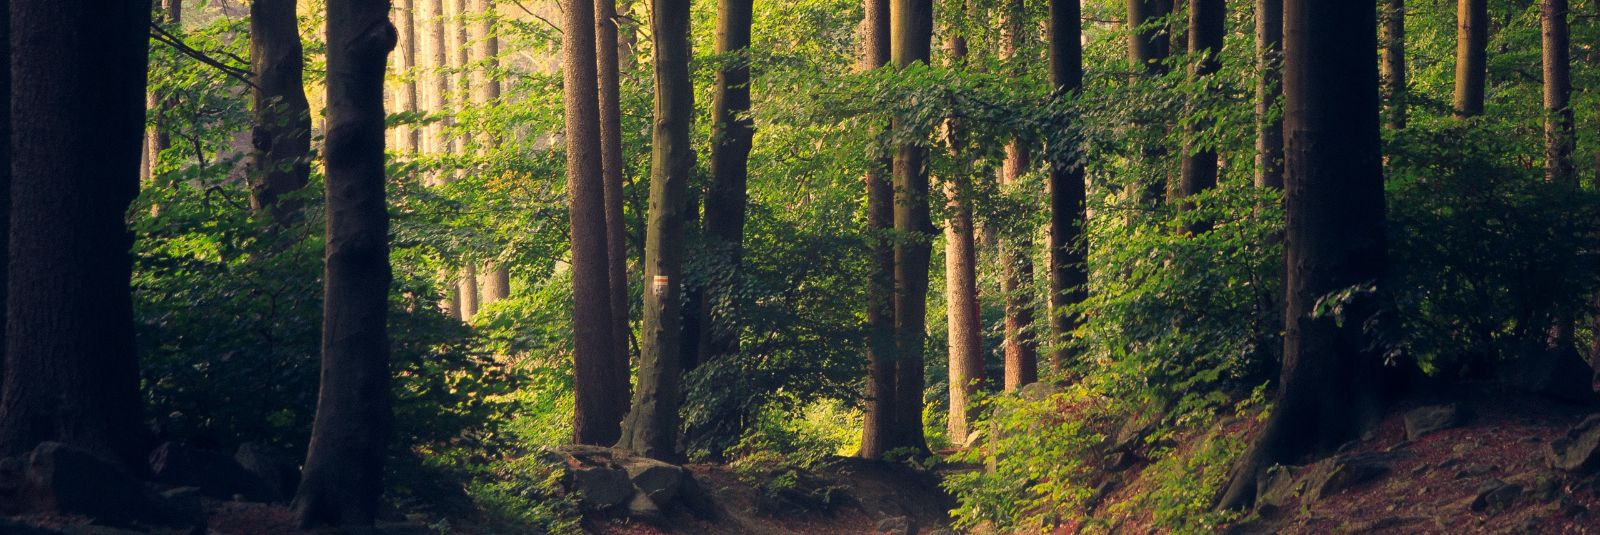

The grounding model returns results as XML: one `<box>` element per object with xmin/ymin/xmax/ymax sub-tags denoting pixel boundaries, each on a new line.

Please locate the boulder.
<box><xmin>21</xmin><ymin>442</ymin><xmax>153</xmax><ymax>526</ymax></box>
<box><xmin>148</xmin><ymin>442</ymin><xmax>273</xmax><ymax>501</ymax></box>
<box><xmin>1547</xmin><ymin>414</ymin><xmax>1600</xmax><ymax>473</ymax></box>
<box><xmin>150</xmin><ymin>486</ymin><xmax>207</xmax><ymax>529</ymax></box>
<box><xmin>234</xmin><ymin>442</ymin><xmax>300</xmax><ymax>502</ymax></box>
<box><xmin>1469</xmin><ymin>479</ymin><xmax>1521</xmax><ymax>514</ymax></box>
<box><xmin>625</xmin><ymin>492</ymin><xmax>664</xmax><ymax>524</ymax></box>
<box><xmin>568</xmin><ymin>465</ymin><xmax>632</xmax><ymax>511</ymax></box>
<box><xmin>1403</xmin><ymin>404</ymin><xmax>1463</xmax><ymax>441</ymax></box>
<box><xmin>677</xmin><ymin>471</ymin><xmax>719</xmax><ymax>520</ymax></box>
<box><xmin>1304</xmin><ymin>451</ymin><xmax>1409</xmax><ymax>502</ymax></box>
<box><xmin>1017</xmin><ymin>382</ymin><xmax>1060</xmax><ymax>402</ymax></box>
<box><xmin>1505</xmin><ymin>347</ymin><xmax>1597</xmax><ymax>403</ymax></box>
<box><xmin>875</xmin><ymin>515</ymin><xmax>915</xmax><ymax>535</ymax></box>
<box><xmin>620</xmin><ymin>456</ymin><xmax>686</xmax><ymax>504</ymax></box>
<box><xmin>1254</xmin><ymin>464</ymin><xmax>1298</xmax><ymax>517</ymax></box>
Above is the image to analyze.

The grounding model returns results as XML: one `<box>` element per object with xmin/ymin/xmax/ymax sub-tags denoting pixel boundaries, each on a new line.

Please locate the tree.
<box><xmin>1543</xmin><ymin>0</ymin><xmax>1573</xmax><ymax>186</ymax></box>
<box><xmin>1218</xmin><ymin>0</ymin><xmax>1387</xmax><ymax>509</ymax></box>
<box><xmin>563</xmin><ymin>0</ymin><xmax>628</xmax><ymax>446</ymax></box>
<box><xmin>423</xmin><ymin>0</ymin><xmax>461</xmax><ymax>318</ymax></box>
<box><xmin>472</xmin><ymin>0</ymin><xmax>511</xmax><ymax>304</ymax></box>
<box><xmin>1127</xmin><ymin>0</ymin><xmax>1171</xmax><ymax>75</ymax></box>
<box><xmin>1256</xmin><ymin>0</ymin><xmax>1283</xmax><ymax>188</ymax></box>
<box><xmin>0</xmin><ymin>0</ymin><xmax>151</xmax><ymax>467</ymax></box>
<box><xmin>998</xmin><ymin>0</ymin><xmax>1037</xmax><ymax>391</ymax></box>
<box><xmin>250</xmin><ymin>0</ymin><xmax>314</xmax><ymax>225</ymax></box>
<box><xmin>1380</xmin><ymin>0</ymin><xmax>1405</xmax><ymax>130</ymax></box>
<box><xmin>888</xmin><ymin>0</ymin><xmax>933</xmax><ymax>454</ymax></box>
<box><xmin>147</xmin><ymin>0</ymin><xmax>181</xmax><ymax>180</ymax></box>
<box><xmin>450</xmin><ymin>0</ymin><xmax>479</xmax><ymax>320</ymax></box>
<box><xmin>857</xmin><ymin>0</ymin><xmax>897</xmax><ymax>460</ymax></box>
<box><xmin>1454</xmin><ymin>0</ymin><xmax>1487</xmax><ymax>117</ymax></box>
<box><xmin>1046</xmin><ymin>0</ymin><xmax>1086</xmax><ymax>374</ymax></box>
<box><xmin>291</xmin><ymin>1</ymin><xmax>396</xmax><ymax>527</ymax></box>
<box><xmin>394</xmin><ymin>0</ymin><xmax>421</xmax><ymax>154</ymax></box>
<box><xmin>616</xmin><ymin>0</ymin><xmax>694</xmax><ymax>461</ymax></box>
<box><xmin>942</xmin><ymin>30</ymin><xmax>981</xmax><ymax>444</ymax></box>
<box><xmin>700</xmin><ymin>0</ymin><xmax>754</xmax><ymax>364</ymax></box>
<box><xmin>595</xmin><ymin>0</ymin><xmax>629</xmax><ymax>370</ymax></box>
<box><xmin>1173</xmin><ymin>0</ymin><xmax>1223</xmax><ymax>213</ymax></box>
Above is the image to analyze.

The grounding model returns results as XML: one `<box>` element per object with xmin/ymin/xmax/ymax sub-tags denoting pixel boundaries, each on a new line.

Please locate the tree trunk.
<box><xmin>147</xmin><ymin>0</ymin><xmax>181</xmax><ymax>179</ymax></box>
<box><xmin>0</xmin><ymin>0</ymin><xmax>150</xmax><ymax>468</ymax></box>
<box><xmin>998</xmin><ymin>0</ymin><xmax>1037</xmax><ymax>391</ymax></box>
<box><xmin>457</xmin><ymin>265</ymin><xmax>479</xmax><ymax>318</ymax></box>
<box><xmin>888</xmin><ymin>0</ymin><xmax>933</xmax><ymax>455</ymax></box>
<box><xmin>1543</xmin><ymin>0</ymin><xmax>1573</xmax><ymax>186</ymax></box>
<box><xmin>699</xmin><ymin>0</ymin><xmax>754</xmax><ymax>363</ymax></box>
<box><xmin>563</xmin><ymin>0</ymin><xmax>627</xmax><ymax>446</ymax></box>
<box><xmin>1217</xmin><ymin>0</ymin><xmax>1386</xmax><ymax>510</ymax></box>
<box><xmin>616</xmin><ymin>0</ymin><xmax>693</xmax><ymax>462</ymax></box>
<box><xmin>1380</xmin><ymin>0</ymin><xmax>1405</xmax><ymax>131</ymax></box>
<box><xmin>596</xmin><ymin>0</ymin><xmax>631</xmax><ymax>376</ymax></box>
<box><xmin>426</xmin><ymin>0</ymin><xmax>447</xmax><ymax>161</ymax></box>
<box><xmin>451</xmin><ymin>0</ymin><xmax>468</xmax><ymax>156</ymax></box>
<box><xmin>250</xmin><ymin>0</ymin><xmax>313</xmax><ymax>226</ymax></box>
<box><xmin>1127</xmin><ymin>0</ymin><xmax>1171</xmax><ymax>75</ymax></box>
<box><xmin>1256</xmin><ymin>0</ymin><xmax>1283</xmax><ymax>188</ymax></box>
<box><xmin>942</xmin><ymin>31</ymin><xmax>981</xmax><ymax>445</ymax></box>
<box><xmin>291</xmin><ymin>1</ymin><xmax>395</xmax><ymax>527</ymax></box>
<box><xmin>1046</xmin><ymin>0</ymin><xmax>1086</xmax><ymax>374</ymax></box>
<box><xmin>1453</xmin><ymin>0</ymin><xmax>1487</xmax><ymax>117</ymax></box>
<box><xmin>394</xmin><ymin>0</ymin><xmax>421</xmax><ymax>154</ymax></box>
<box><xmin>472</xmin><ymin>0</ymin><xmax>510</xmax><ymax>306</ymax></box>
<box><xmin>857</xmin><ymin>0</ymin><xmax>897</xmax><ymax>461</ymax></box>
<box><xmin>1174</xmin><ymin>0</ymin><xmax>1223</xmax><ymax>219</ymax></box>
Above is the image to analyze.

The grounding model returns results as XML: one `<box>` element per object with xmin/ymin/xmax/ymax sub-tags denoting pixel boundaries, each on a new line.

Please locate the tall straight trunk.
<box><xmin>1217</xmin><ymin>0</ymin><xmax>1386</xmax><ymax>510</ymax></box>
<box><xmin>450</xmin><ymin>0</ymin><xmax>468</xmax><ymax>155</ymax></box>
<box><xmin>1255</xmin><ymin>0</ymin><xmax>1283</xmax><ymax>188</ymax></box>
<box><xmin>471</xmin><ymin>0</ymin><xmax>510</xmax><ymax>305</ymax></box>
<box><xmin>1127</xmin><ymin>0</ymin><xmax>1171</xmax><ymax>75</ymax></box>
<box><xmin>1046</xmin><ymin>0</ymin><xmax>1087</xmax><ymax>374</ymax></box>
<box><xmin>1543</xmin><ymin>0</ymin><xmax>1573</xmax><ymax>186</ymax></box>
<box><xmin>888</xmin><ymin>0</ymin><xmax>933</xmax><ymax>455</ymax></box>
<box><xmin>699</xmin><ymin>0</ymin><xmax>754</xmax><ymax>363</ymax></box>
<box><xmin>1174</xmin><ymin>0</ymin><xmax>1223</xmax><ymax>214</ymax></box>
<box><xmin>0</xmin><ymin>0</ymin><xmax>8</xmax><ymax>406</ymax></box>
<box><xmin>394</xmin><ymin>0</ymin><xmax>421</xmax><ymax>154</ymax></box>
<box><xmin>457</xmin><ymin>265</ymin><xmax>478</xmax><ymax>318</ymax></box>
<box><xmin>595</xmin><ymin>0</ymin><xmax>630</xmax><ymax>372</ymax></box>
<box><xmin>147</xmin><ymin>0</ymin><xmax>181</xmax><ymax>179</ymax></box>
<box><xmin>998</xmin><ymin>0</ymin><xmax>1037</xmax><ymax>391</ymax></box>
<box><xmin>292</xmin><ymin>0</ymin><xmax>395</xmax><ymax>527</ymax></box>
<box><xmin>0</xmin><ymin>0</ymin><xmax>150</xmax><ymax>467</ymax></box>
<box><xmin>942</xmin><ymin>32</ymin><xmax>981</xmax><ymax>445</ymax></box>
<box><xmin>1380</xmin><ymin>0</ymin><xmax>1406</xmax><ymax>131</ymax></box>
<box><xmin>563</xmin><ymin>0</ymin><xmax>627</xmax><ymax>446</ymax></box>
<box><xmin>250</xmin><ymin>0</ymin><xmax>314</xmax><ymax>225</ymax></box>
<box><xmin>1453</xmin><ymin>0</ymin><xmax>1487</xmax><ymax>117</ymax></box>
<box><xmin>616</xmin><ymin>0</ymin><xmax>693</xmax><ymax>461</ymax></box>
<box><xmin>425</xmin><ymin>0</ymin><xmax>447</xmax><ymax>157</ymax></box>
<box><xmin>857</xmin><ymin>0</ymin><xmax>897</xmax><ymax>460</ymax></box>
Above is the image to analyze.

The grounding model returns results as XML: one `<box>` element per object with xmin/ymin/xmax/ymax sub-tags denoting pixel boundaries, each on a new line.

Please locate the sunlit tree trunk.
<box><xmin>616</xmin><ymin>0</ymin><xmax>694</xmax><ymax>461</ymax></box>
<box><xmin>888</xmin><ymin>0</ymin><xmax>933</xmax><ymax>455</ymax></box>
<box><xmin>1454</xmin><ymin>0</ymin><xmax>1486</xmax><ymax>117</ymax></box>
<box><xmin>147</xmin><ymin>0</ymin><xmax>181</xmax><ymax>180</ymax></box>
<box><xmin>422</xmin><ymin>0</ymin><xmax>461</xmax><ymax>317</ymax></box>
<box><xmin>394</xmin><ymin>0</ymin><xmax>421</xmax><ymax>154</ymax></box>
<box><xmin>250</xmin><ymin>0</ymin><xmax>313</xmax><ymax>226</ymax></box>
<box><xmin>998</xmin><ymin>0</ymin><xmax>1037</xmax><ymax>391</ymax></box>
<box><xmin>472</xmin><ymin>0</ymin><xmax>511</xmax><ymax>305</ymax></box>
<box><xmin>1173</xmin><ymin>0</ymin><xmax>1223</xmax><ymax>225</ymax></box>
<box><xmin>595</xmin><ymin>0</ymin><xmax>629</xmax><ymax>367</ymax></box>
<box><xmin>1046</xmin><ymin>0</ymin><xmax>1086</xmax><ymax>374</ymax></box>
<box><xmin>1380</xmin><ymin>0</ymin><xmax>1405</xmax><ymax>131</ymax></box>
<box><xmin>942</xmin><ymin>31</ymin><xmax>981</xmax><ymax>444</ymax></box>
<box><xmin>857</xmin><ymin>0</ymin><xmax>897</xmax><ymax>461</ymax></box>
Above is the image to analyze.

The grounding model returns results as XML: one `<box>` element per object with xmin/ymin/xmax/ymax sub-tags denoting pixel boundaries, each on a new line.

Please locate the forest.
<box><xmin>3</xmin><ymin>0</ymin><xmax>1600</xmax><ymax>533</ymax></box>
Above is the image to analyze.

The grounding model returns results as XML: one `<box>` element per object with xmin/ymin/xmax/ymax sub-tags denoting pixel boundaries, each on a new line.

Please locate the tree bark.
<box><xmin>888</xmin><ymin>0</ymin><xmax>933</xmax><ymax>455</ymax></box>
<box><xmin>1217</xmin><ymin>0</ymin><xmax>1386</xmax><ymax>510</ymax></box>
<box><xmin>942</xmin><ymin>31</ymin><xmax>981</xmax><ymax>445</ymax></box>
<box><xmin>699</xmin><ymin>0</ymin><xmax>754</xmax><ymax>364</ymax></box>
<box><xmin>1046</xmin><ymin>0</ymin><xmax>1086</xmax><ymax>374</ymax></box>
<box><xmin>147</xmin><ymin>0</ymin><xmax>181</xmax><ymax>179</ymax></box>
<box><xmin>1127</xmin><ymin>0</ymin><xmax>1171</xmax><ymax>75</ymax></box>
<box><xmin>563</xmin><ymin>0</ymin><xmax>627</xmax><ymax>446</ymax></box>
<box><xmin>0</xmin><ymin>0</ymin><xmax>150</xmax><ymax>467</ymax></box>
<box><xmin>997</xmin><ymin>0</ymin><xmax>1037</xmax><ymax>391</ymax></box>
<box><xmin>425</xmin><ymin>0</ymin><xmax>447</xmax><ymax>160</ymax></box>
<box><xmin>1380</xmin><ymin>0</ymin><xmax>1405</xmax><ymax>131</ymax></box>
<box><xmin>1256</xmin><ymin>0</ymin><xmax>1283</xmax><ymax>188</ymax></box>
<box><xmin>596</xmin><ymin>0</ymin><xmax>630</xmax><ymax>377</ymax></box>
<box><xmin>616</xmin><ymin>0</ymin><xmax>693</xmax><ymax>462</ymax></box>
<box><xmin>394</xmin><ymin>0</ymin><xmax>421</xmax><ymax>154</ymax></box>
<box><xmin>1543</xmin><ymin>0</ymin><xmax>1573</xmax><ymax>186</ymax></box>
<box><xmin>250</xmin><ymin>0</ymin><xmax>314</xmax><ymax>226</ymax></box>
<box><xmin>472</xmin><ymin>0</ymin><xmax>511</xmax><ymax>306</ymax></box>
<box><xmin>1453</xmin><ymin>0</ymin><xmax>1487</xmax><ymax>117</ymax></box>
<box><xmin>857</xmin><ymin>0</ymin><xmax>897</xmax><ymax>460</ymax></box>
<box><xmin>1174</xmin><ymin>0</ymin><xmax>1223</xmax><ymax>219</ymax></box>
<box><xmin>456</xmin><ymin>264</ymin><xmax>479</xmax><ymax>318</ymax></box>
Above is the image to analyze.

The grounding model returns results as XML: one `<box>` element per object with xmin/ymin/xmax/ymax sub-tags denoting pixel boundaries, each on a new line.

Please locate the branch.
<box><xmin>149</xmin><ymin>22</ymin><xmax>258</xmax><ymax>89</ymax></box>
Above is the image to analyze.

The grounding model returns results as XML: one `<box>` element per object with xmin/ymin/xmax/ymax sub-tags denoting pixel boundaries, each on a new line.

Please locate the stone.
<box><xmin>234</xmin><ymin>442</ymin><xmax>300</xmax><ymax>502</ymax></box>
<box><xmin>148</xmin><ymin>442</ymin><xmax>273</xmax><ymax>502</ymax></box>
<box><xmin>569</xmin><ymin>465</ymin><xmax>632</xmax><ymax>510</ymax></box>
<box><xmin>1504</xmin><ymin>347</ymin><xmax>1598</xmax><ymax>403</ymax></box>
<box><xmin>1403</xmin><ymin>404</ymin><xmax>1463</xmax><ymax>441</ymax></box>
<box><xmin>678</xmin><ymin>472</ymin><xmax>719</xmax><ymax>520</ymax></box>
<box><xmin>620</xmin><ymin>456</ymin><xmax>686</xmax><ymax>504</ymax></box>
<box><xmin>151</xmin><ymin>486</ymin><xmax>206</xmax><ymax>528</ymax></box>
<box><xmin>1469</xmin><ymin>479</ymin><xmax>1521</xmax><ymax>514</ymax></box>
<box><xmin>1452</xmin><ymin>464</ymin><xmax>1495</xmax><ymax>480</ymax></box>
<box><xmin>1255</xmin><ymin>464</ymin><xmax>1298</xmax><ymax>517</ymax></box>
<box><xmin>625</xmin><ymin>492</ymin><xmax>664</xmax><ymax>524</ymax></box>
<box><xmin>1534</xmin><ymin>474</ymin><xmax>1561</xmax><ymax>502</ymax></box>
<box><xmin>876</xmin><ymin>515</ymin><xmax>915</xmax><ymax>535</ymax></box>
<box><xmin>1547</xmin><ymin>414</ymin><xmax>1600</xmax><ymax>473</ymax></box>
<box><xmin>1305</xmin><ymin>452</ymin><xmax>1408</xmax><ymax>501</ymax></box>
<box><xmin>1017</xmin><ymin>382</ymin><xmax>1060</xmax><ymax>402</ymax></box>
<box><xmin>21</xmin><ymin>442</ymin><xmax>153</xmax><ymax>526</ymax></box>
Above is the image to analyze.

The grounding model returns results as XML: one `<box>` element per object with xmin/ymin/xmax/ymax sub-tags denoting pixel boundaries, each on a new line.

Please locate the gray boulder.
<box><xmin>148</xmin><ymin>442</ymin><xmax>273</xmax><ymax>501</ymax></box>
<box><xmin>1547</xmin><ymin>414</ymin><xmax>1600</xmax><ymax>473</ymax></box>
<box><xmin>234</xmin><ymin>442</ymin><xmax>300</xmax><ymax>502</ymax></box>
<box><xmin>1469</xmin><ymin>479</ymin><xmax>1521</xmax><ymax>514</ymax></box>
<box><xmin>1304</xmin><ymin>451</ymin><xmax>1409</xmax><ymax>502</ymax></box>
<box><xmin>1403</xmin><ymin>404</ymin><xmax>1463</xmax><ymax>441</ymax></box>
<box><xmin>20</xmin><ymin>442</ymin><xmax>153</xmax><ymax>526</ymax></box>
<box><xmin>569</xmin><ymin>465</ymin><xmax>632</xmax><ymax>510</ymax></box>
<box><xmin>621</xmin><ymin>457</ymin><xmax>686</xmax><ymax>505</ymax></box>
<box><xmin>875</xmin><ymin>515</ymin><xmax>915</xmax><ymax>535</ymax></box>
<box><xmin>625</xmin><ymin>492</ymin><xmax>664</xmax><ymax>523</ymax></box>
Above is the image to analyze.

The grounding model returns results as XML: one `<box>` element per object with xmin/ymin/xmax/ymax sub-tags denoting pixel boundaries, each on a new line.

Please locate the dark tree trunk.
<box><xmin>1543</xmin><ymin>0</ymin><xmax>1573</xmax><ymax>186</ymax></box>
<box><xmin>699</xmin><ymin>0</ymin><xmax>753</xmax><ymax>363</ymax></box>
<box><xmin>0</xmin><ymin>0</ymin><xmax>8</xmax><ymax>404</ymax></box>
<box><xmin>1256</xmin><ymin>0</ymin><xmax>1283</xmax><ymax>188</ymax></box>
<box><xmin>250</xmin><ymin>0</ymin><xmax>313</xmax><ymax>226</ymax></box>
<box><xmin>1217</xmin><ymin>0</ymin><xmax>1387</xmax><ymax>510</ymax></box>
<box><xmin>596</xmin><ymin>0</ymin><xmax>631</xmax><ymax>386</ymax></box>
<box><xmin>888</xmin><ymin>0</ymin><xmax>933</xmax><ymax>456</ymax></box>
<box><xmin>857</xmin><ymin>0</ymin><xmax>896</xmax><ymax>461</ymax></box>
<box><xmin>291</xmin><ymin>2</ymin><xmax>395</xmax><ymax>527</ymax></box>
<box><xmin>616</xmin><ymin>0</ymin><xmax>693</xmax><ymax>461</ymax></box>
<box><xmin>1454</xmin><ymin>0</ymin><xmax>1487</xmax><ymax>117</ymax></box>
<box><xmin>1174</xmin><ymin>0</ymin><xmax>1223</xmax><ymax>219</ymax></box>
<box><xmin>1127</xmin><ymin>0</ymin><xmax>1171</xmax><ymax>74</ymax></box>
<box><xmin>0</xmin><ymin>0</ymin><xmax>151</xmax><ymax>467</ymax></box>
<box><xmin>1046</xmin><ymin>0</ymin><xmax>1086</xmax><ymax>374</ymax></box>
<box><xmin>564</xmin><ymin>0</ymin><xmax>627</xmax><ymax>446</ymax></box>
<box><xmin>1380</xmin><ymin>0</ymin><xmax>1406</xmax><ymax>131</ymax></box>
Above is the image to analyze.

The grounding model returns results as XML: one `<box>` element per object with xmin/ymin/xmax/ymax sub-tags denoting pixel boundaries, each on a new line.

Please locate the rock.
<box><xmin>678</xmin><ymin>472</ymin><xmax>719</xmax><ymax>520</ymax></box>
<box><xmin>1085</xmin><ymin>479</ymin><xmax>1119</xmax><ymax>510</ymax></box>
<box><xmin>151</xmin><ymin>486</ymin><xmax>206</xmax><ymax>528</ymax></box>
<box><xmin>148</xmin><ymin>442</ymin><xmax>273</xmax><ymax>502</ymax></box>
<box><xmin>1110</xmin><ymin>407</ymin><xmax>1164</xmax><ymax>453</ymax></box>
<box><xmin>1452</xmin><ymin>464</ymin><xmax>1495</xmax><ymax>479</ymax></box>
<box><xmin>1547</xmin><ymin>414</ymin><xmax>1600</xmax><ymax>473</ymax></box>
<box><xmin>1105</xmin><ymin>450</ymin><xmax>1137</xmax><ymax>472</ymax></box>
<box><xmin>1017</xmin><ymin>382</ymin><xmax>1060</xmax><ymax>402</ymax></box>
<box><xmin>569</xmin><ymin>465</ymin><xmax>632</xmax><ymax>510</ymax></box>
<box><xmin>1534</xmin><ymin>473</ymin><xmax>1561</xmax><ymax>502</ymax></box>
<box><xmin>1469</xmin><ymin>479</ymin><xmax>1521</xmax><ymax>514</ymax></box>
<box><xmin>1504</xmin><ymin>347</ymin><xmax>1598</xmax><ymax>403</ymax></box>
<box><xmin>1305</xmin><ymin>452</ymin><xmax>1408</xmax><ymax>501</ymax></box>
<box><xmin>20</xmin><ymin>442</ymin><xmax>153</xmax><ymax>526</ymax></box>
<box><xmin>625</xmin><ymin>492</ymin><xmax>664</xmax><ymax>523</ymax></box>
<box><xmin>234</xmin><ymin>442</ymin><xmax>299</xmax><ymax>502</ymax></box>
<box><xmin>876</xmin><ymin>515</ymin><xmax>915</xmax><ymax>535</ymax></box>
<box><xmin>620</xmin><ymin>457</ymin><xmax>686</xmax><ymax>504</ymax></box>
<box><xmin>1403</xmin><ymin>404</ymin><xmax>1463</xmax><ymax>441</ymax></box>
<box><xmin>1254</xmin><ymin>464</ymin><xmax>1298</xmax><ymax>517</ymax></box>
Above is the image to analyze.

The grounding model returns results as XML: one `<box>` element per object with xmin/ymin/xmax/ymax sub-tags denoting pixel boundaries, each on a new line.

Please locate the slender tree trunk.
<box><xmin>292</xmin><ymin>1</ymin><xmax>395</xmax><ymax>527</ymax></box>
<box><xmin>451</xmin><ymin>0</ymin><xmax>468</xmax><ymax>156</ymax></box>
<box><xmin>942</xmin><ymin>31</ymin><xmax>981</xmax><ymax>444</ymax></box>
<box><xmin>1127</xmin><ymin>0</ymin><xmax>1171</xmax><ymax>74</ymax></box>
<box><xmin>471</xmin><ymin>0</ymin><xmax>511</xmax><ymax>305</ymax></box>
<box><xmin>457</xmin><ymin>265</ymin><xmax>479</xmax><ymax>318</ymax></box>
<box><xmin>147</xmin><ymin>0</ymin><xmax>181</xmax><ymax>179</ymax></box>
<box><xmin>1453</xmin><ymin>0</ymin><xmax>1487</xmax><ymax>117</ymax></box>
<box><xmin>0</xmin><ymin>0</ymin><xmax>150</xmax><ymax>467</ymax></box>
<box><xmin>1047</xmin><ymin>0</ymin><xmax>1086</xmax><ymax>374</ymax></box>
<box><xmin>699</xmin><ymin>0</ymin><xmax>754</xmax><ymax>363</ymax></box>
<box><xmin>596</xmin><ymin>0</ymin><xmax>630</xmax><ymax>376</ymax></box>
<box><xmin>1380</xmin><ymin>0</ymin><xmax>1405</xmax><ymax>131</ymax></box>
<box><xmin>563</xmin><ymin>0</ymin><xmax>627</xmax><ymax>446</ymax></box>
<box><xmin>616</xmin><ymin>0</ymin><xmax>694</xmax><ymax>462</ymax></box>
<box><xmin>1174</xmin><ymin>0</ymin><xmax>1223</xmax><ymax>221</ymax></box>
<box><xmin>394</xmin><ymin>0</ymin><xmax>421</xmax><ymax>154</ymax></box>
<box><xmin>1256</xmin><ymin>0</ymin><xmax>1283</xmax><ymax>188</ymax></box>
<box><xmin>250</xmin><ymin>0</ymin><xmax>314</xmax><ymax>226</ymax></box>
<box><xmin>857</xmin><ymin>0</ymin><xmax>897</xmax><ymax>461</ymax></box>
<box><xmin>1543</xmin><ymin>0</ymin><xmax>1573</xmax><ymax>186</ymax></box>
<box><xmin>1217</xmin><ymin>0</ymin><xmax>1386</xmax><ymax>510</ymax></box>
<box><xmin>888</xmin><ymin>0</ymin><xmax>933</xmax><ymax>455</ymax></box>
<box><xmin>426</xmin><ymin>0</ymin><xmax>447</xmax><ymax>157</ymax></box>
<box><xmin>997</xmin><ymin>0</ymin><xmax>1037</xmax><ymax>391</ymax></box>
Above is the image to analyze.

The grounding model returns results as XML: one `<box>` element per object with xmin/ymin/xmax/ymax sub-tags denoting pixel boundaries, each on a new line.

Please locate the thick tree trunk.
<box><xmin>857</xmin><ymin>0</ymin><xmax>897</xmax><ymax>461</ymax></box>
<box><xmin>291</xmin><ymin>1</ymin><xmax>395</xmax><ymax>527</ymax></box>
<box><xmin>1046</xmin><ymin>0</ymin><xmax>1086</xmax><ymax>374</ymax></box>
<box><xmin>1543</xmin><ymin>0</ymin><xmax>1573</xmax><ymax>186</ymax></box>
<box><xmin>1453</xmin><ymin>0</ymin><xmax>1487</xmax><ymax>117</ymax></box>
<box><xmin>0</xmin><ymin>0</ymin><xmax>150</xmax><ymax>467</ymax></box>
<box><xmin>888</xmin><ymin>0</ymin><xmax>933</xmax><ymax>455</ymax></box>
<box><xmin>147</xmin><ymin>0</ymin><xmax>181</xmax><ymax>179</ymax></box>
<box><xmin>1217</xmin><ymin>0</ymin><xmax>1386</xmax><ymax>510</ymax></box>
<box><xmin>699</xmin><ymin>0</ymin><xmax>754</xmax><ymax>363</ymax></box>
<box><xmin>942</xmin><ymin>32</ymin><xmax>981</xmax><ymax>444</ymax></box>
<box><xmin>394</xmin><ymin>0</ymin><xmax>421</xmax><ymax>154</ymax></box>
<box><xmin>998</xmin><ymin>0</ymin><xmax>1037</xmax><ymax>391</ymax></box>
<box><xmin>1174</xmin><ymin>0</ymin><xmax>1223</xmax><ymax>217</ymax></box>
<box><xmin>563</xmin><ymin>0</ymin><xmax>627</xmax><ymax>446</ymax></box>
<box><xmin>616</xmin><ymin>0</ymin><xmax>694</xmax><ymax>462</ymax></box>
<box><xmin>250</xmin><ymin>0</ymin><xmax>314</xmax><ymax>226</ymax></box>
<box><xmin>1256</xmin><ymin>0</ymin><xmax>1283</xmax><ymax>188</ymax></box>
<box><xmin>457</xmin><ymin>265</ymin><xmax>479</xmax><ymax>318</ymax></box>
<box><xmin>596</xmin><ymin>0</ymin><xmax>630</xmax><ymax>375</ymax></box>
<box><xmin>1380</xmin><ymin>0</ymin><xmax>1406</xmax><ymax>131</ymax></box>
<box><xmin>1127</xmin><ymin>0</ymin><xmax>1171</xmax><ymax>74</ymax></box>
